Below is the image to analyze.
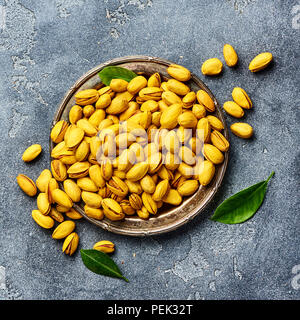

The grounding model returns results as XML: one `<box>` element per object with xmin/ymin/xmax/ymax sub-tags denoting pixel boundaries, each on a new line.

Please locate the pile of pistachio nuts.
<box><xmin>16</xmin><ymin>49</ymin><xmax>273</xmax><ymax>256</ymax></box>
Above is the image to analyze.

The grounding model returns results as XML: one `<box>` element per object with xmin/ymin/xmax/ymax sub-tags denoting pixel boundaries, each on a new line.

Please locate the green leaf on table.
<box><xmin>98</xmin><ymin>66</ymin><xmax>138</xmax><ymax>86</ymax></box>
<box><xmin>80</xmin><ymin>249</ymin><xmax>129</xmax><ymax>282</ymax></box>
<box><xmin>211</xmin><ymin>171</ymin><xmax>275</xmax><ymax>224</ymax></box>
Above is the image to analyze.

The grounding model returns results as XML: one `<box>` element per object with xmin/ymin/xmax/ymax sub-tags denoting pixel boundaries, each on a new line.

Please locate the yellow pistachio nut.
<box><xmin>106</xmin><ymin>176</ymin><xmax>129</xmax><ymax>197</ymax></box>
<box><xmin>62</xmin><ymin>232</ymin><xmax>79</xmax><ymax>256</ymax></box>
<box><xmin>129</xmin><ymin>193</ymin><xmax>143</xmax><ymax>210</ymax></box>
<box><xmin>201</xmin><ymin>58</ymin><xmax>223</xmax><ymax>76</ymax></box>
<box><xmin>178</xmin><ymin>162</ymin><xmax>195</xmax><ymax>179</ymax></box>
<box><xmin>120</xmin><ymin>200</ymin><xmax>136</xmax><ymax>215</ymax></box>
<box><xmin>46</xmin><ymin>178</ymin><xmax>59</xmax><ymax>204</ymax></box>
<box><xmin>52</xmin><ymin>220</ymin><xmax>76</xmax><ymax>239</ymax></box>
<box><xmin>211</xmin><ymin>130</ymin><xmax>230</xmax><ymax>152</ymax></box>
<box><xmin>124</xmin><ymin>179</ymin><xmax>143</xmax><ymax>194</ymax></box>
<box><xmin>110</xmin><ymin>79</ymin><xmax>128</xmax><ymax>92</ymax></box>
<box><xmin>56</xmin><ymin>204</ymin><xmax>70</xmax><ymax>213</ymax></box>
<box><xmin>89</xmin><ymin>164</ymin><xmax>106</xmax><ymax>188</ymax></box>
<box><xmin>100</xmin><ymin>159</ymin><xmax>113</xmax><ymax>181</ymax></box>
<box><xmin>63</xmin><ymin>179</ymin><xmax>82</xmax><ymax>202</ymax></box>
<box><xmin>37</xmin><ymin>193</ymin><xmax>51</xmax><ymax>215</ymax></box>
<box><xmin>93</xmin><ymin>240</ymin><xmax>115</xmax><ymax>253</ymax></box>
<box><xmin>84</xmin><ymin>205</ymin><xmax>104</xmax><ymax>220</ymax></box>
<box><xmin>32</xmin><ymin>210</ymin><xmax>55</xmax><ymax>229</ymax></box>
<box><xmin>75</xmin><ymin>89</ymin><xmax>99</xmax><ymax>106</ymax></box>
<box><xmin>65</xmin><ymin>208</ymin><xmax>83</xmax><ymax>220</ymax></box>
<box><xmin>223</xmin><ymin>101</ymin><xmax>244</xmax><ymax>118</ymax></box>
<box><xmin>147</xmin><ymin>73</ymin><xmax>161</xmax><ymax>87</ymax></box>
<box><xmin>163</xmin><ymin>189</ymin><xmax>182</xmax><ymax>206</ymax></box>
<box><xmin>65</xmin><ymin>126</ymin><xmax>85</xmax><ymax>149</ymax></box>
<box><xmin>106</xmin><ymin>96</ymin><xmax>128</xmax><ymax>115</ymax></box>
<box><xmin>98</xmin><ymin>86</ymin><xmax>114</xmax><ymax>98</ymax></box>
<box><xmin>95</xmin><ymin>93</ymin><xmax>111</xmax><ymax>109</ymax></box>
<box><xmin>160</xmin><ymin>103</ymin><xmax>183</xmax><ymax>129</ymax></box>
<box><xmin>177</xmin><ymin>126</ymin><xmax>192</xmax><ymax>144</ymax></box>
<box><xmin>101</xmin><ymin>198</ymin><xmax>124</xmax><ymax>221</ymax></box>
<box><xmin>167</xmin><ymin>64</ymin><xmax>191</xmax><ymax>82</ymax></box>
<box><xmin>203</xmin><ymin>144</ymin><xmax>224</xmax><ymax>164</ymax></box>
<box><xmin>77</xmin><ymin>177</ymin><xmax>98</xmax><ymax>192</ymax></box>
<box><xmin>67</xmin><ymin>161</ymin><xmax>90</xmax><ymax>179</ymax></box>
<box><xmin>51</xmin><ymin>120</ymin><xmax>68</xmax><ymax>143</ymax></box>
<box><xmin>52</xmin><ymin>189</ymin><xmax>73</xmax><ymax>208</ymax></box>
<box><xmin>83</xmin><ymin>104</ymin><xmax>95</xmax><ymax>118</ymax></box>
<box><xmin>179</xmin><ymin>146</ymin><xmax>196</xmax><ymax>165</ymax></box>
<box><xmin>152</xmin><ymin>179</ymin><xmax>170</xmax><ymax>201</ymax></box>
<box><xmin>137</xmin><ymin>206</ymin><xmax>150</xmax><ymax>219</ymax></box>
<box><xmin>51</xmin><ymin>159</ymin><xmax>67</xmax><ymax>181</ymax></box>
<box><xmin>196</xmin><ymin>90</ymin><xmax>215</xmax><ymax>112</ymax></box>
<box><xmin>75</xmin><ymin>141</ymin><xmax>90</xmax><ymax>162</ymax></box>
<box><xmin>139</xmin><ymin>87</ymin><xmax>163</xmax><ymax>101</ymax></box>
<box><xmin>232</xmin><ymin>87</ymin><xmax>252</xmax><ymax>109</ymax></box>
<box><xmin>198</xmin><ymin>160</ymin><xmax>215</xmax><ymax>186</ymax></box>
<box><xmin>17</xmin><ymin>174</ymin><xmax>37</xmax><ymax>197</ymax></box>
<box><xmin>161</xmin><ymin>91</ymin><xmax>182</xmax><ymax>106</ymax></box>
<box><xmin>249</xmin><ymin>52</ymin><xmax>273</xmax><ymax>72</ymax></box>
<box><xmin>141</xmin><ymin>192</ymin><xmax>157</xmax><ymax>215</ymax></box>
<box><xmin>165</xmin><ymin>152</ymin><xmax>180</xmax><ymax>171</ymax></box>
<box><xmin>230</xmin><ymin>122</ymin><xmax>253</xmax><ymax>139</ymax></box>
<box><xmin>89</xmin><ymin>109</ymin><xmax>106</xmax><ymax>127</ymax></box>
<box><xmin>22</xmin><ymin>144</ymin><xmax>42</xmax><ymax>162</ymax></box>
<box><xmin>197</xmin><ymin>117</ymin><xmax>211</xmax><ymax>143</ymax></box>
<box><xmin>120</xmin><ymin>101</ymin><xmax>139</xmax><ymax>121</ymax></box>
<box><xmin>69</xmin><ymin>105</ymin><xmax>83</xmax><ymax>124</ymax></box>
<box><xmin>81</xmin><ymin>191</ymin><xmax>103</xmax><ymax>208</ymax></box>
<box><xmin>141</xmin><ymin>100</ymin><xmax>159</xmax><ymax>112</ymax></box>
<box><xmin>49</xmin><ymin>207</ymin><xmax>64</xmax><ymax>223</ymax></box>
<box><xmin>127</xmin><ymin>76</ymin><xmax>148</xmax><ymax>95</ymax></box>
<box><xmin>192</xmin><ymin>104</ymin><xmax>207</xmax><ymax>119</ymax></box>
<box><xmin>77</xmin><ymin>118</ymin><xmax>98</xmax><ymax>136</ymax></box>
<box><xmin>126</xmin><ymin>162</ymin><xmax>149</xmax><ymax>182</ymax></box>
<box><xmin>182</xmin><ymin>91</ymin><xmax>196</xmax><ymax>108</ymax></box>
<box><xmin>178</xmin><ymin>111</ymin><xmax>198</xmax><ymax>128</ymax></box>
<box><xmin>177</xmin><ymin>179</ymin><xmax>199</xmax><ymax>196</ymax></box>
<box><xmin>36</xmin><ymin>169</ymin><xmax>52</xmax><ymax>193</ymax></box>
<box><xmin>148</xmin><ymin>151</ymin><xmax>163</xmax><ymax>174</ymax></box>
<box><xmin>206</xmin><ymin>115</ymin><xmax>224</xmax><ymax>131</ymax></box>
<box><xmin>140</xmin><ymin>175</ymin><xmax>156</xmax><ymax>194</ymax></box>
<box><xmin>188</xmin><ymin>137</ymin><xmax>202</xmax><ymax>155</ymax></box>
<box><xmin>223</xmin><ymin>44</ymin><xmax>238</xmax><ymax>67</ymax></box>
<box><xmin>167</xmin><ymin>79</ymin><xmax>190</xmax><ymax>96</ymax></box>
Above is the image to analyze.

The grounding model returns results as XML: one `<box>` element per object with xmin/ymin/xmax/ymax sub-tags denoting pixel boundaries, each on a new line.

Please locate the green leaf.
<box><xmin>80</xmin><ymin>249</ymin><xmax>129</xmax><ymax>282</ymax></box>
<box><xmin>98</xmin><ymin>66</ymin><xmax>138</xmax><ymax>86</ymax></box>
<box><xmin>211</xmin><ymin>171</ymin><xmax>275</xmax><ymax>224</ymax></box>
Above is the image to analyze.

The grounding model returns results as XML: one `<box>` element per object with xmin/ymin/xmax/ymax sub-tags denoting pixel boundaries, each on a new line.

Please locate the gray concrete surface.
<box><xmin>0</xmin><ymin>0</ymin><xmax>299</xmax><ymax>300</ymax></box>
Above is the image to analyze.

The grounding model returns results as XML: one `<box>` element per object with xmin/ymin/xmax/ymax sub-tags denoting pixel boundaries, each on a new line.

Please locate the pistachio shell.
<box><xmin>201</xmin><ymin>58</ymin><xmax>223</xmax><ymax>75</ymax></box>
<box><xmin>147</xmin><ymin>73</ymin><xmax>161</xmax><ymax>87</ymax></box>
<box><xmin>160</xmin><ymin>103</ymin><xmax>182</xmax><ymax>129</ymax></box>
<box><xmin>203</xmin><ymin>144</ymin><xmax>224</xmax><ymax>164</ymax></box>
<box><xmin>206</xmin><ymin>115</ymin><xmax>224</xmax><ymax>131</ymax></box>
<box><xmin>230</xmin><ymin>122</ymin><xmax>253</xmax><ymax>139</ymax></box>
<box><xmin>167</xmin><ymin>64</ymin><xmax>191</xmax><ymax>81</ymax></box>
<box><xmin>162</xmin><ymin>189</ymin><xmax>182</xmax><ymax>205</ymax></box>
<box><xmin>152</xmin><ymin>179</ymin><xmax>170</xmax><ymax>201</ymax></box>
<box><xmin>51</xmin><ymin>159</ymin><xmax>67</xmax><ymax>181</ymax></box>
<box><xmin>37</xmin><ymin>193</ymin><xmax>51</xmax><ymax>215</ymax></box>
<box><xmin>196</xmin><ymin>90</ymin><xmax>215</xmax><ymax>112</ymax></box>
<box><xmin>167</xmin><ymin>79</ymin><xmax>190</xmax><ymax>96</ymax></box>
<box><xmin>77</xmin><ymin>177</ymin><xmax>98</xmax><ymax>192</ymax></box>
<box><xmin>84</xmin><ymin>205</ymin><xmax>104</xmax><ymax>220</ymax></box>
<box><xmin>249</xmin><ymin>52</ymin><xmax>273</xmax><ymax>72</ymax></box>
<box><xmin>50</xmin><ymin>120</ymin><xmax>68</xmax><ymax>143</ymax></box>
<box><xmin>178</xmin><ymin>111</ymin><xmax>198</xmax><ymax>128</ymax></box>
<box><xmin>127</xmin><ymin>76</ymin><xmax>148</xmax><ymax>94</ymax></box>
<box><xmin>197</xmin><ymin>118</ymin><xmax>211</xmax><ymax>143</ymax></box>
<box><xmin>62</xmin><ymin>232</ymin><xmax>79</xmax><ymax>256</ymax></box>
<box><xmin>32</xmin><ymin>210</ymin><xmax>54</xmax><ymax>229</ymax></box>
<box><xmin>65</xmin><ymin>208</ymin><xmax>83</xmax><ymax>220</ymax></box>
<box><xmin>141</xmin><ymin>192</ymin><xmax>157</xmax><ymax>215</ymax></box>
<box><xmin>223</xmin><ymin>44</ymin><xmax>238</xmax><ymax>67</ymax></box>
<box><xmin>52</xmin><ymin>189</ymin><xmax>73</xmax><ymax>208</ymax></box>
<box><xmin>93</xmin><ymin>240</ymin><xmax>115</xmax><ymax>253</ymax></box>
<box><xmin>81</xmin><ymin>191</ymin><xmax>103</xmax><ymax>208</ymax></box>
<box><xmin>126</xmin><ymin>162</ymin><xmax>149</xmax><ymax>182</ymax></box>
<box><xmin>110</xmin><ymin>79</ymin><xmax>128</xmax><ymax>92</ymax></box>
<box><xmin>36</xmin><ymin>169</ymin><xmax>52</xmax><ymax>193</ymax></box>
<box><xmin>52</xmin><ymin>220</ymin><xmax>76</xmax><ymax>239</ymax></box>
<box><xmin>211</xmin><ymin>130</ymin><xmax>230</xmax><ymax>152</ymax></box>
<box><xmin>198</xmin><ymin>160</ymin><xmax>215</xmax><ymax>186</ymax></box>
<box><xmin>75</xmin><ymin>89</ymin><xmax>99</xmax><ymax>106</ymax></box>
<box><xmin>177</xmin><ymin>179</ymin><xmax>199</xmax><ymax>196</ymax></box>
<box><xmin>69</xmin><ymin>105</ymin><xmax>83</xmax><ymax>124</ymax></box>
<box><xmin>223</xmin><ymin>101</ymin><xmax>244</xmax><ymax>118</ymax></box>
<box><xmin>232</xmin><ymin>87</ymin><xmax>252</xmax><ymax>109</ymax></box>
<box><xmin>63</xmin><ymin>179</ymin><xmax>82</xmax><ymax>202</ymax></box>
<box><xmin>17</xmin><ymin>174</ymin><xmax>37</xmax><ymax>197</ymax></box>
<box><xmin>102</xmin><ymin>198</ymin><xmax>124</xmax><ymax>221</ymax></box>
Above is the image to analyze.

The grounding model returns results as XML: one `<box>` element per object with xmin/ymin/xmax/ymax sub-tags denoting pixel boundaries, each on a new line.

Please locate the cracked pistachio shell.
<box><xmin>107</xmin><ymin>176</ymin><xmax>129</xmax><ymax>197</ymax></box>
<box><xmin>65</xmin><ymin>126</ymin><xmax>85</xmax><ymax>149</ymax></box>
<box><xmin>83</xmin><ymin>104</ymin><xmax>95</xmax><ymax>118</ymax></box>
<box><xmin>211</xmin><ymin>130</ymin><xmax>230</xmax><ymax>152</ymax></box>
<box><xmin>167</xmin><ymin>64</ymin><xmax>191</xmax><ymax>82</ymax></box>
<box><xmin>75</xmin><ymin>89</ymin><xmax>99</xmax><ymax>106</ymax></box>
<box><xmin>62</xmin><ymin>232</ymin><xmax>79</xmax><ymax>256</ymax></box>
<box><xmin>17</xmin><ymin>174</ymin><xmax>37</xmax><ymax>197</ymax></box>
<box><xmin>201</xmin><ymin>58</ymin><xmax>223</xmax><ymax>75</ymax></box>
<box><xmin>95</xmin><ymin>93</ymin><xmax>111</xmax><ymax>109</ymax></box>
<box><xmin>178</xmin><ymin>111</ymin><xmax>198</xmax><ymax>128</ymax></box>
<box><xmin>110</xmin><ymin>79</ymin><xmax>128</xmax><ymax>92</ymax></box>
<box><xmin>198</xmin><ymin>160</ymin><xmax>215</xmax><ymax>186</ymax></box>
<box><xmin>51</xmin><ymin>159</ymin><xmax>67</xmax><ymax>181</ymax></box>
<box><xmin>182</xmin><ymin>91</ymin><xmax>196</xmax><ymax>108</ymax></box>
<box><xmin>98</xmin><ymin>86</ymin><xmax>114</xmax><ymax>98</ymax></box>
<box><xmin>163</xmin><ymin>189</ymin><xmax>182</xmax><ymax>206</ymax></box>
<box><xmin>89</xmin><ymin>109</ymin><xmax>106</xmax><ymax>127</ymax></box>
<box><xmin>100</xmin><ymin>159</ymin><xmax>113</xmax><ymax>181</ymax></box>
<box><xmin>160</xmin><ymin>103</ymin><xmax>182</xmax><ymax>129</ymax></box>
<box><xmin>206</xmin><ymin>115</ymin><xmax>224</xmax><ymax>131</ymax></box>
<box><xmin>69</xmin><ymin>105</ymin><xmax>83</xmax><ymax>124</ymax></box>
<box><xmin>179</xmin><ymin>146</ymin><xmax>196</xmax><ymax>166</ymax></box>
<box><xmin>102</xmin><ymin>198</ymin><xmax>124</xmax><ymax>221</ymax></box>
<box><xmin>126</xmin><ymin>162</ymin><xmax>149</xmax><ymax>182</ymax></box>
<box><xmin>148</xmin><ymin>73</ymin><xmax>161</xmax><ymax>87</ymax></box>
<box><xmin>125</xmin><ymin>179</ymin><xmax>142</xmax><ymax>194</ymax></box>
<box><xmin>32</xmin><ymin>210</ymin><xmax>54</xmax><ymax>229</ymax></box>
<box><xmin>37</xmin><ymin>193</ymin><xmax>51</xmax><ymax>215</ymax></box>
<box><xmin>106</xmin><ymin>97</ymin><xmax>128</xmax><ymax>115</ymax></box>
<box><xmin>52</xmin><ymin>189</ymin><xmax>73</xmax><ymax>208</ymax></box>
<box><xmin>177</xmin><ymin>179</ymin><xmax>199</xmax><ymax>196</ymax></box>
<box><xmin>129</xmin><ymin>193</ymin><xmax>143</xmax><ymax>210</ymax></box>
<box><xmin>137</xmin><ymin>206</ymin><xmax>150</xmax><ymax>219</ymax></box>
<box><xmin>141</xmin><ymin>192</ymin><xmax>157</xmax><ymax>215</ymax></box>
<box><xmin>120</xmin><ymin>200</ymin><xmax>135</xmax><ymax>215</ymax></box>
<box><xmin>75</xmin><ymin>141</ymin><xmax>90</xmax><ymax>162</ymax></box>
<box><xmin>223</xmin><ymin>44</ymin><xmax>238</xmax><ymax>67</ymax></box>
<box><xmin>82</xmin><ymin>191</ymin><xmax>103</xmax><ymax>208</ymax></box>
<box><xmin>223</xmin><ymin>101</ymin><xmax>244</xmax><ymax>118</ymax></box>
<box><xmin>157</xmin><ymin>165</ymin><xmax>174</xmax><ymax>181</ymax></box>
<box><xmin>141</xmin><ymin>100</ymin><xmax>159</xmax><ymax>112</ymax></box>
<box><xmin>127</xmin><ymin>76</ymin><xmax>148</xmax><ymax>94</ymax></box>
<box><xmin>84</xmin><ymin>205</ymin><xmax>104</xmax><ymax>220</ymax></box>
<box><xmin>120</xmin><ymin>101</ymin><xmax>139</xmax><ymax>121</ymax></box>
<box><xmin>167</xmin><ymin>79</ymin><xmax>190</xmax><ymax>96</ymax></box>
<box><xmin>77</xmin><ymin>118</ymin><xmax>98</xmax><ymax>136</ymax></box>
<box><xmin>203</xmin><ymin>144</ymin><xmax>224</xmax><ymax>164</ymax></box>
<box><xmin>77</xmin><ymin>177</ymin><xmax>98</xmax><ymax>192</ymax></box>
<box><xmin>49</xmin><ymin>208</ymin><xmax>64</xmax><ymax>223</ymax></box>
<box><xmin>139</xmin><ymin>87</ymin><xmax>163</xmax><ymax>101</ymax></box>
<box><xmin>46</xmin><ymin>178</ymin><xmax>59</xmax><ymax>204</ymax></box>
<box><xmin>140</xmin><ymin>175</ymin><xmax>156</xmax><ymax>194</ymax></box>
<box><xmin>165</xmin><ymin>152</ymin><xmax>180</xmax><ymax>171</ymax></box>
<box><xmin>67</xmin><ymin>161</ymin><xmax>90</xmax><ymax>179</ymax></box>
<box><xmin>89</xmin><ymin>165</ymin><xmax>106</xmax><ymax>188</ymax></box>
<box><xmin>51</xmin><ymin>120</ymin><xmax>68</xmax><ymax>143</ymax></box>
<box><xmin>196</xmin><ymin>90</ymin><xmax>215</xmax><ymax>112</ymax></box>
<box><xmin>63</xmin><ymin>179</ymin><xmax>81</xmax><ymax>202</ymax></box>
<box><xmin>152</xmin><ymin>179</ymin><xmax>170</xmax><ymax>202</ymax></box>
<box><xmin>230</xmin><ymin>122</ymin><xmax>253</xmax><ymax>139</ymax></box>
<box><xmin>22</xmin><ymin>144</ymin><xmax>42</xmax><ymax>162</ymax></box>
<box><xmin>52</xmin><ymin>220</ymin><xmax>76</xmax><ymax>239</ymax></box>
<box><xmin>249</xmin><ymin>52</ymin><xmax>273</xmax><ymax>72</ymax></box>
<box><xmin>93</xmin><ymin>240</ymin><xmax>115</xmax><ymax>253</ymax></box>
<box><xmin>36</xmin><ymin>169</ymin><xmax>52</xmax><ymax>193</ymax></box>
<box><xmin>51</xmin><ymin>141</ymin><xmax>73</xmax><ymax>159</ymax></box>
<box><xmin>232</xmin><ymin>87</ymin><xmax>252</xmax><ymax>109</ymax></box>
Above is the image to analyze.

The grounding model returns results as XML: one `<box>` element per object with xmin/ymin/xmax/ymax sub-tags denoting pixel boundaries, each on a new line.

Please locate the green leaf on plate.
<box><xmin>211</xmin><ymin>171</ymin><xmax>275</xmax><ymax>224</ymax></box>
<box><xmin>98</xmin><ymin>66</ymin><xmax>138</xmax><ymax>86</ymax></box>
<box><xmin>80</xmin><ymin>249</ymin><xmax>129</xmax><ymax>282</ymax></box>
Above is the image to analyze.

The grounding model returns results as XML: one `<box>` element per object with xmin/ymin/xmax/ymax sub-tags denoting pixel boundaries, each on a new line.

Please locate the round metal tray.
<box><xmin>50</xmin><ymin>55</ymin><xmax>229</xmax><ymax>236</ymax></box>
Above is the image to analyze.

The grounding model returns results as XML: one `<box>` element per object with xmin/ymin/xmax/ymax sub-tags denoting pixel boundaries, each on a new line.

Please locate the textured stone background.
<box><xmin>0</xmin><ymin>0</ymin><xmax>299</xmax><ymax>300</ymax></box>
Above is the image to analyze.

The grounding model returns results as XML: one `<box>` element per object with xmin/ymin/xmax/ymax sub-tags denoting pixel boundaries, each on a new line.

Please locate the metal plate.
<box><xmin>51</xmin><ymin>55</ymin><xmax>229</xmax><ymax>236</ymax></box>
